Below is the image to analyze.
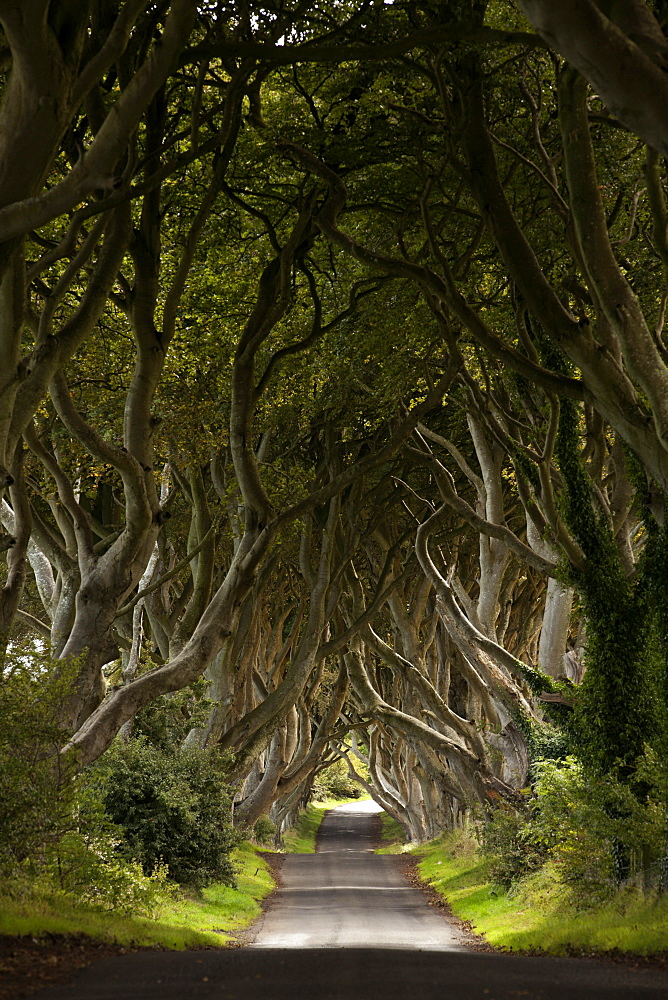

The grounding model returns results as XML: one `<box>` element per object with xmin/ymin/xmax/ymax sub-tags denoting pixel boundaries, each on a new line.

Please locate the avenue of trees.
<box><xmin>1</xmin><ymin>0</ymin><xmax>668</xmax><ymax>892</ymax></box>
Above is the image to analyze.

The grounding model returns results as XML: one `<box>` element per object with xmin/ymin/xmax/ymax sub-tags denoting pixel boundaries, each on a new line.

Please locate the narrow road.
<box><xmin>34</xmin><ymin>801</ymin><xmax>668</xmax><ymax>1000</ymax></box>
<box><xmin>250</xmin><ymin>799</ymin><xmax>464</xmax><ymax>949</ymax></box>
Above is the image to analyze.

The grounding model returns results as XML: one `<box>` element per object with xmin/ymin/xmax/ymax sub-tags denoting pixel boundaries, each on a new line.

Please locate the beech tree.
<box><xmin>267</xmin><ymin>1</ymin><xmax>668</xmax><ymax>810</ymax></box>
<box><xmin>1</xmin><ymin>1</ymin><xmax>667</xmax><ymax>844</ymax></box>
<box><xmin>515</xmin><ymin>1</ymin><xmax>668</xmax><ymax>155</ymax></box>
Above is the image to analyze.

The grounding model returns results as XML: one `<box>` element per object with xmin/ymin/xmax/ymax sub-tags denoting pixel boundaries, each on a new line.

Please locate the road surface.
<box><xmin>250</xmin><ymin>799</ymin><xmax>464</xmax><ymax>949</ymax></box>
<box><xmin>34</xmin><ymin>800</ymin><xmax>668</xmax><ymax>999</ymax></box>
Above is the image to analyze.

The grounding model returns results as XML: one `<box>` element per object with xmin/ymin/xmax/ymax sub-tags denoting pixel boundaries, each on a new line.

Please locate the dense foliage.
<box><xmin>1</xmin><ymin>0</ymin><xmax>668</xmax><ymax>896</ymax></box>
<box><xmin>0</xmin><ymin>654</ymin><xmax>237</xmax><ymax>905</ymax></box>
<box><xmin>482</xmin><ymin>754</ymin><xmax>668</xmax><ymax>903</ymax></box>
<box><xmin>96</xmin><ymin>739</ymin><xmax>238</xmax><ymax>889</ymax></box>
<box><xmin>0</xmin><ymin>651</ymin><xmax>75</xmax><ymax>875</ymax></box>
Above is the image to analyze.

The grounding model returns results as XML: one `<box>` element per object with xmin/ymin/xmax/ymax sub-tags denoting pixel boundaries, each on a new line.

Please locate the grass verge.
<box><xmin>281</xmin><ymin>798</ymin><xmax>350</xmax><ymax>853</ymax></box>
<box><xmin>375</xmin><ymin>812</ymin><xmax>408</xmax><ymax>854</ymax></box>
<box><xmin>414</xmin><ymin>827</ymin><xmax>668</xmax><ymax>956</ymax></box>
<box><xmin>0</xmin><ymin>841</ymin><xmax>274</xmax><ymax>949</ymax></box>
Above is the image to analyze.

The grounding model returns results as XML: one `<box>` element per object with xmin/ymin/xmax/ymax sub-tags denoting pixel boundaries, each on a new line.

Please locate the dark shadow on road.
<box><xmin>33</xmin><ymin>945</ymin><xmax>668</xmax><ymax>999</ymax></box>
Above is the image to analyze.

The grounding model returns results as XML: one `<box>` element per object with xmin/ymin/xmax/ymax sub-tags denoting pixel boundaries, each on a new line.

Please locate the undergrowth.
<box><xmin>0</xmin><ymin>841</ymin><xmax>273</xmax><ymax>948</ymax></box>
<box><xmin>415</xmin><ymin>828</ymin><xmax>668</xmax><ymax>956</ymax></box>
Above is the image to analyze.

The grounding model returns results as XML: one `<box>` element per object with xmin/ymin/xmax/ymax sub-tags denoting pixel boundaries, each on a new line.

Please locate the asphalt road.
<box><xmin>35</xmin><ymin>800</ymin><xmax>668</xmax><ymax>1000</ymax></box>
<box><xmin>250</xmin><ymin>799</ymin><xmax>464</xmax><ymax>949</ymax></box>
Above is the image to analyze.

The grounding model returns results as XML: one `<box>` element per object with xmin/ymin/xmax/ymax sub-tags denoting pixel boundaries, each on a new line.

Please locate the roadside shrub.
<box><xmin>531</xmin><ymin>754</ymin><xmax>667</xmax><ymax>904</ymax></box>
<box><xmin>482</xmin><ymin>754</ymin><xmax>668</xmax><ymax>905</ymax></box>
<box><xmin>252</xmin><ymin>815</ymin><xmax>277</xmax><ymax>845</ymax></box>
<box><xmin>30</xmin><ymin>778</ymin><xmax>178</xmax><ymax>917</ymax></box>
<box><xmin>0</xmin><ymin>652</ymin><xmax>175</xmax><ymax>917</ymax></box>
<box><xmin>481</xmin><ymin>802</ymin><xmax>547</xmax><ymax>889</ymax></box>
<box><xmin>94</xmin><ymin>738</ymin><xmax>239</xmax><ymax>889</ymax></box>
<box><xmin>45</xmin><ymin>829</ymin><xmax>174</xmax><ymax>917</ymax></box>
<box><xmin>0</xmin><ymin>650</ymin><xmax>78</xmax><ymax>875</ymax></box>
<box><xmin>0</xmin><ymin>651</ymin><xmax>238</xmax><ymax>907</ymax></box>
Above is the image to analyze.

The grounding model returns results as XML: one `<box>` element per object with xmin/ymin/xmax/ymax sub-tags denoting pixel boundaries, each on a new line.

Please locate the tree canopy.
<box><xmin>1</xmin><ymin>0</ymin><xmax>668</xmax><ymax>849</ymax></box>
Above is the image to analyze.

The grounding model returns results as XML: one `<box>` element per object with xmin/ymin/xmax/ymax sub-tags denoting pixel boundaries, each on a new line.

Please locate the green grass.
<box><xmin>0</xmin><ymin>841</ymin><xmax>274</xmax><ymax>949</ymax></box>
<box><xmin>414</xmin><ymin>829</ymin><xmax>668</xmax><ymax>956</ymax></box>
<box><xmin>281</xmin><ymin>798</ymin><xmax>349</xmax><ymax>853</ymax></box>
<box><xmin>375</xmin><ymin>811</ymin><xmax>408</xmax><ymax>854</ymax></box>
<box><xmin>0</xmin><ymin>796</ymin><xmax>362</xmax><ymax>947</ymax></box>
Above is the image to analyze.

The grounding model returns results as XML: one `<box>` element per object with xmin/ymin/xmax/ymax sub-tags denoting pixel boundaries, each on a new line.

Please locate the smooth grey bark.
<box><xmin>459</xmin><ymin>66</ymin><xmax>668</xmax><ymax>496</ymax></box>
<box><xmin>517</xmin><ymin>1</ymin><xmax>668</xmax><ymax>155</ymax></box>
<box><xmin>537</xmin><ymin>577</ymin><xmax>574</xmax><ymax>679</ymax></box>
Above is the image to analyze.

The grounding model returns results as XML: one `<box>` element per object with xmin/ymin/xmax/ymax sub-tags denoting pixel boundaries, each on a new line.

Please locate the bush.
<box><xmin>481</xmin><ymin>753</ymin><xmax>668</xmax><ymax>905</ymax></box>
<box><xmin>252</xmin><ymin>815</ymin><xmax>277</xmax><ymax>845</ymax></box>
<box><xmin>0</xmin><ymin>651</ymin><xmax>77</xmax><ymax>875</ymax></box>
<box><xmin>481</xmin><ymin>802</ymin><xmax>547</xmax><ymax>889</ymax></box>
<box><xmin>22</xmin><ymin>778</ymin><xmax>177</xmax><ymax>917</ymax></box>
<box><xmin>44</xmin><ymin>829</ymin><xmax>174</xmax><ymax>917</ymax></box>
<box><xmin>94</xmin><ymin>738</ymin><xmax>239</xmax><ymax>889</ymax></box>
<box><xmin>0</xmin><ymin>653</ymin><xmax>238</xmax><ymax>906</ymax></box>
<box><xmin>531</xmin><ymin>755</ymin><xmax>667</xmax><ymax>904</ymax></box>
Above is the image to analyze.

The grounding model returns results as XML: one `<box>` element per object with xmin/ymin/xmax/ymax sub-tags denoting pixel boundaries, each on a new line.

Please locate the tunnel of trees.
<box><xmin>1</xmin><ymin>0</ymin><xmax>668</xmax><ymax>886</ymax></box>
